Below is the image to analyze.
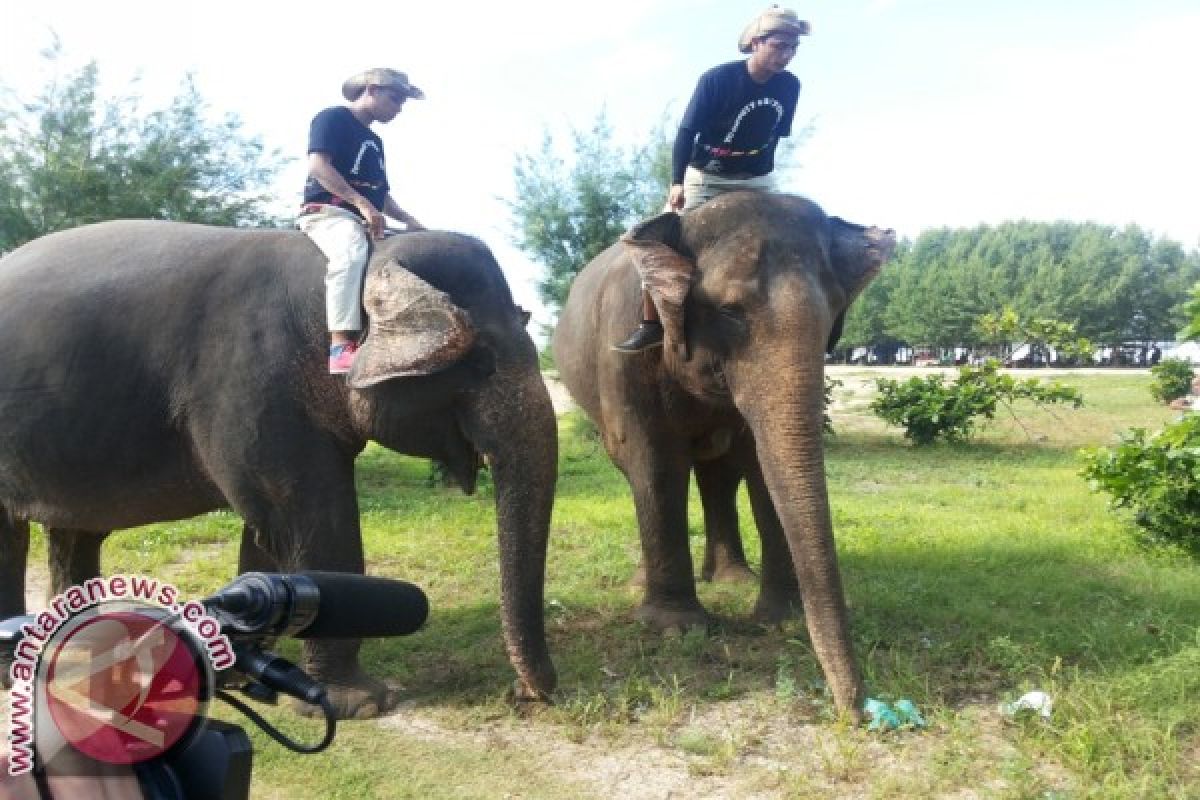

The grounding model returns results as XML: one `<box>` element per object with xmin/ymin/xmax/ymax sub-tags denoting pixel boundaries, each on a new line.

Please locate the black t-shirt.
<box><xmin>673</xmin><ymin>60</ymin><xmax>800</xmax><ymax>181</ymax></box>
<box><xmin>303</xmin><ymin>106</ymin><xmax>389</xmax><ymax>212</ymax></box>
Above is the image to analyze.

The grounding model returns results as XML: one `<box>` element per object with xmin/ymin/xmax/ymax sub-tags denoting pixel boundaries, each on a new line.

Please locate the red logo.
<box><xmin>43</xmin><ymin>606</ymin><xmax>208</xmax><ymax>765</ymax></box>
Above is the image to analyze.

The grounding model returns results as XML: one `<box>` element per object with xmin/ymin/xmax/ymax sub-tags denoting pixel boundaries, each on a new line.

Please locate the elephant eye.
<box><xmin>718</xmin><ymin>303</ymin><xmax>745</xmax><ymax>320</ymax></box>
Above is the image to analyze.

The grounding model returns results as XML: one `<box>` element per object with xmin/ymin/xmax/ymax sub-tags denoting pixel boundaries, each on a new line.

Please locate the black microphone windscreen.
<box><xmin>295</xmin><ymin>572</ymin><xmax>429</xmax><ymax>639</ymax></box>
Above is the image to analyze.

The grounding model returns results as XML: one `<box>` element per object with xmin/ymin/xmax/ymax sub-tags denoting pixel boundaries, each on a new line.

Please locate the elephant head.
<box><xmin>339</xmin><ymin>236</ymin><xmax>558</xmax><ymax>702</ymax></box>
<box><xmin>625</xmin><ymin>192</ymin><xmax>894</xmax><ymax>717</ymax></box>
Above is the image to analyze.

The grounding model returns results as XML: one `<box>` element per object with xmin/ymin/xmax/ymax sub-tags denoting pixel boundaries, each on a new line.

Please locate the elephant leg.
<box><xmin>237</xmin><ymin>523</ymin><xmax>280</xmax><ymax>573</ymax></box>
<box><xmin>694</xmin><ymin>455</ymin><xmax>756</xmax><ymax>584</ymax></box>
<box><xmin>737</xmin><ymin>437</ymin><xmax>803</xmax><ymax>624</ymax></box>
<box><xmin>228</xmin><ymin>458</ymin><xmax>397</xmax><ymax>720</ymax></box>
<box><xmin>46</xmin><ymin>528</ymin><xmax>110</xmax><ymax>597</ymax></box>
<box><xmin>620</xmin><ymin>438</ymin><xmax>709</xmax><ymax>631</ymax></box>
<box><xmin>0</xmin><ymin>507</ymin><xmax>29</xmax><ymax>689</ymax></box>
<box><xmin>0</xmin><ymin>506</ymin><xmax>30</xmax><ymax>619</ymax></box>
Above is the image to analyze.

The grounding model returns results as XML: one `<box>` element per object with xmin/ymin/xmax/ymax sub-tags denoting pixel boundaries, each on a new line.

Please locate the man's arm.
<box><xmin>382</xmin><ymin>195</ymin><xmax>425</xmax><ymax>231</ymax></box>
<box><xmin>666</xmin><ymin>67</ymin><xmax>719</xmax><ymax>212</ymax></box>
<box><xmin>306</xmin><ymin>152</ymin><xmax>386</xmax><ymax>239</ymax></box>
<box><xmin>666</xmin><ymin>125</ymin><xmax>696</xmax><ymax>211</ymax></box>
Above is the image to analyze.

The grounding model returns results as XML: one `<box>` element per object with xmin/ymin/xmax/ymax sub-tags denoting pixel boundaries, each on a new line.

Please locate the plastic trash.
<box><xmin>864</xmin><ymin>697</ymin><xmax>926</xmax><ymax>731</ymax></box>
<box><xmin>1002</xmin><ymin>690</ymin><xmax>1053</xmax><ymax>719</ymax></box>
<box><xmin>892</xmin><ymin>698</ymin><xmax>926</xmax><ymax>727</ymax></box>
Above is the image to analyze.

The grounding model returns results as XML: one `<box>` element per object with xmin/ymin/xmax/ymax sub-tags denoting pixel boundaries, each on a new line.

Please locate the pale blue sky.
<box><xmin>4</xmin><ymin>1</ymin><xmax>1199</xmax><ymax>326</ymax></box>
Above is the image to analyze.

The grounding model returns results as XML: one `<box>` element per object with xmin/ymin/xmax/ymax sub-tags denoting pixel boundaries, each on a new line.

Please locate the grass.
<box><xmin>12</xmin><ymin>369</ymin><xmax>1200</xmax><ymax>798</ymax></box>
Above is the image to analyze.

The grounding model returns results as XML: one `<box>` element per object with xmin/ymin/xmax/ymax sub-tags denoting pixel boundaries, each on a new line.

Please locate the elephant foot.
<box><xmin>508</xmin><ymin>677</ymin><xmax>554</xmax><ymax>706</ymax></box>
<box><xmin>751</xmin><ymin>591</ymin><xmax>804</xmax><ymax>625</ymax></box>
<box><xmin>507</xmin><ymin>656</ymin><xmax>557</xmax><ymax>704</ymax></box>
<box><xmin>290</xmin><ymin>667</ymin><xmax>401</xmax><ymax>720</ymax></box>
<box><xmin>702</xmin><ymin>563</ymin><xmax>757</xmax><ymax>584</ymax></box>
<box><xmin>634</xmin><ymin>601</ymin><xmax>713</xmax><ymax>634</ymax></box>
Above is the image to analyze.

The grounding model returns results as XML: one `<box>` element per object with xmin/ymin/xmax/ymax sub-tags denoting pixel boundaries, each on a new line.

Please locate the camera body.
<box><xmin>135</xmin><ymin>721</ymin><xmax>253</xmax><ymax>800</ymax></box>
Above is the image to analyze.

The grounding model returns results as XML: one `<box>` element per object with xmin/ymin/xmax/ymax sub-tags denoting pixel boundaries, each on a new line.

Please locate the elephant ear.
<box><xmin>347</xmin><ymin>258</ymin><xmax>476</xmax><ymax>389</ymax></box>
<box><xmin>828</xmin><ymin>217</ymin><xmax>896</xmax><ymax>301</ymax></box>
<box><xmin>622</xmin><ymin>212</ymin><xmax>694</xmax><ymax>362</ymax></box>
<box><xmin>825</xmin><ymin>218</ymin><xmax>896</xmax><ymax>353</ymax></box>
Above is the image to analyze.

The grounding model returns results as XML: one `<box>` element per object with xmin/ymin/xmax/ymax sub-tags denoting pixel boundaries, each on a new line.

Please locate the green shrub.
<box><xmin>1149</xmin><ymin>357</ymin><xmax>1195</xmax><ymax>404</ymax></box>
<box><xmin>1081</xmin><ymin>413</ymin><xmax>1200</xmax><ymax>556</ymax></box>
<box><xmin>871</xmin><ymin>361</ymin><xmax>1083</xmax><ymax>445</ymax></box>
<box><xmin>824</xmin><ymin>375</ymin><xmax>842</xmax><ymax>435</ymax></box>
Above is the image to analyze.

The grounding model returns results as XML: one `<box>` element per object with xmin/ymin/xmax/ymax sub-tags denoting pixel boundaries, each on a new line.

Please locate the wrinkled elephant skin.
<box><xmin>0</xmin><ymin>221</ymin><xmax>557</xmax><ymax>717</ymax></box>
<box><xmin>553</xmin><ymin>192</ymin><xmax>894</xmax><ymax>721</ymax></box>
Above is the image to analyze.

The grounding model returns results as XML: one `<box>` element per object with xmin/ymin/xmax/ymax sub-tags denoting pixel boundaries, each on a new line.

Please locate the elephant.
<box><xmin>552</xmin><ymin>191</ymin><xmax>894</xmax><ymax>721</ymax></box>
<box><xmin>0</xmin><ymin>220</ymin><xmax>558</xmax><ymax>718</ymax></box>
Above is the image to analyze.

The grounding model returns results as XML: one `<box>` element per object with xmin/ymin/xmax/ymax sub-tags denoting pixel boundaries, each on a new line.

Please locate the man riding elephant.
<box><xmin>555</xmin><ymin>192</ymin><xmax>895</xmax><ymax>722</ymax></box>
<box><xmin>0</xmin><ymin>220</ymin><xmax>558</xmax><ymax>719</ymax></box>
<box><xmin>614</xmin><ymin>5</ymin><xmax>811</xmax><ymax>354</ymax></box>
<box><xmin>298</xmin><ymin>67</ymin><xmax>427</xmax><ymax>374</ymax></box>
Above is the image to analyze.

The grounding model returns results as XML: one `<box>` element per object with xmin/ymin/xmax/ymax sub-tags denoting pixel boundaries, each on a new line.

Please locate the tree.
<box><xmin>1181</xmin><ymin>282</ymin><xmax>1200</xmax><ymax>341</ymax></box>
<box><xmin>0</xmin><ymin>49</ymin><xmax>288</xmax><ymax>252</ymax></box>
<box><xmin>977</xmin><ymin>306</ymin><xmax>1093</xmax><ymax>362</ymax></box>
<box><xmin>509</xmin><ymin>113</ymin><xmax>671</xmax><ymax>317</ymax></box>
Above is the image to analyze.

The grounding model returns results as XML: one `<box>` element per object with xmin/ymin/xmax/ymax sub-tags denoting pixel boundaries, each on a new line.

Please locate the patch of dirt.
<box><xmin>24</xmin><ymin>561</ymin><xmax>49</xmax><ymax>612</ymax></box>
<box><xmin>376</xmin><ymin>700</ymin><xmax>1069</xmax><ymax>799</ymax></box>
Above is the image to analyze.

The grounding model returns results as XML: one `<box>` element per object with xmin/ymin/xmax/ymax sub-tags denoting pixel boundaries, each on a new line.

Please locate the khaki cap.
<box><xmin>738</xmin><ymin>6</ymin><xmax>811</xmax><ymax>54</ymax></box>
<box><xmin>341</xmin><ymin>68</ymin><xmax>425</xmax><ymax>102</ymax></box>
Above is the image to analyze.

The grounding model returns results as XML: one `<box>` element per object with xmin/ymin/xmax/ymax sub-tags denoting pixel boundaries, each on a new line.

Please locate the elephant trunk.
<box><xmin>460</xmin><ymin>362</ymin><xmax>558</xmax><ymax>699</ymax></box>
<box><xmin>733</xmin><ymin>353</ymin><xmax>864</xmax><ymax>721</ymax></box>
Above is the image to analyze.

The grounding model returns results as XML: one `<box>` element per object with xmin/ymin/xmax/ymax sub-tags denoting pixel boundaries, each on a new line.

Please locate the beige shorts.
<box><xmin>681</xmin><ymin>166</ymin><xmax>778</xmax><ymax>211</ymax></box>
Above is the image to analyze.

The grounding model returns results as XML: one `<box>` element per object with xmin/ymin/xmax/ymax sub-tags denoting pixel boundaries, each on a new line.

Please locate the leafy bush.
<box><xmin>1149</xmin><ymin>357</ymin><xmax>1195</xmax><ymax>404</ymax></box>
<box><xmin>824</xmin><ymin>375</ymin><xmax>842</xmax><ymax>435</ymax></box>
<box><xmin>871</xmin><ymin>361</ymin><xmax>1083</xmax><ymax>445</ymax></box>
<box><xmin>1081</xmin><ymin>414</ymin><xmax>1200</xmax><ymax>556</ymax></box>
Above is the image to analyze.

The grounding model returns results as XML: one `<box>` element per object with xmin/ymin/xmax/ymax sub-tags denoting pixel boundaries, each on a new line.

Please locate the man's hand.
<box><xmin>666</xmin><ymin>184</ymin><xmax>686</xmax><ymax>212</ymax></box>
<box><xmin>356</xmin><ymin>201</ymin><xmax>386</xmax><ymax>240</ymax></box>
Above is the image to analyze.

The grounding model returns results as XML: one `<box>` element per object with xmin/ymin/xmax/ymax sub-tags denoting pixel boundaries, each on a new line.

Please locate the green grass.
<box><xmin>14</xmin><ymin>370</ymin><xmax>1200</xmax><ymax>798</ymax></box>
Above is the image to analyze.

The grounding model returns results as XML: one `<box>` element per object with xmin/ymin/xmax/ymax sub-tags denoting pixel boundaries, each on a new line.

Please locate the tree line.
<box><xmin>841</xmin><ymin>220</ymin><xmax>1200</xmax><ymax>349</ymax></box>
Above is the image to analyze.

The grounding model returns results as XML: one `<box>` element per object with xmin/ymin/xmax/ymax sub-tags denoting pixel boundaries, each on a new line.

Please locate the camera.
<box><xmin>0</xmin><ymin>572</ymin><xmax>428</xmax><ymax>800</ymax></box>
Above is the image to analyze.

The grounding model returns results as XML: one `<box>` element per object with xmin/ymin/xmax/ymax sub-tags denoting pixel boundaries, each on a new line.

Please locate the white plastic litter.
<box><xmin>1002</xmin><ymin>690</ymin><xmax>1053</xmax><ymax>719</ymax></box>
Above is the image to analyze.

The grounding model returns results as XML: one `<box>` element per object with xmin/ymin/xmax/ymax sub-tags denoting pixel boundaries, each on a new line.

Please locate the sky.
<box><xmin>3</xmin><ymin>0</ymin><xmax>1199</xmax><ymax>329</ymax></box>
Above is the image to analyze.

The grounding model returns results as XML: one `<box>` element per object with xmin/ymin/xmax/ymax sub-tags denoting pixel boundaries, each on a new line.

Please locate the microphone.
<box><xmin>204</xmin><ymin>571</ymin><xmax>429</xmax><ymax>640</ymax></box>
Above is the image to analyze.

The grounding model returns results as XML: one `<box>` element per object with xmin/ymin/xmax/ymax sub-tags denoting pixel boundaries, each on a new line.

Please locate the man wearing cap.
<box><xmin>298</xmin><ymin>67</ymin><xmax>426</xmax><ymax>374</ymax></box>
<box><xmin>613</xmin><ymin>6</ymin><xmax>810</xmax><ymax>354</ymax></box>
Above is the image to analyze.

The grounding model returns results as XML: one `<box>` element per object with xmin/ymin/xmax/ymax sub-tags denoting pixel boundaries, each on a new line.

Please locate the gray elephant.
<box><xmin>553</xmin><ymin>192</ymin><xmax>894</xmax><ymax>721</ymax></box>
<box><xmin>0</xmin><ymin>220</ymin><xmax>557</xmax><ymax>717</ymax></box>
